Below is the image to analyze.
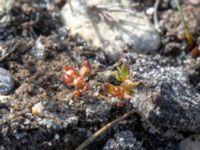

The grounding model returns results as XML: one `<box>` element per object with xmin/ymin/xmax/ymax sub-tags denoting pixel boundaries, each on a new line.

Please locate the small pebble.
<box><xmin>32</xmin><ymin>36</ymin><xmax>46</xmax><ymax>60</ymax></box>
<box><xmin>146</xmin><ymin>7</ymin><xmax>155</xmax><ymax>15</ymax></box>
<box><xmin>32</xmin><ymin>102</ymin><xmax>44</xmax><ymax>116</ymax></box>
<box><xmin>0</xmin><ymin>67</ymin><xmax>15</xmax><ymax>95</ymax></box>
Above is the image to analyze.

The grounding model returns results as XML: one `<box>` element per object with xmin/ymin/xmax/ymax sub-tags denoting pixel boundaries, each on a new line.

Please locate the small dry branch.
<box><xmin>75</xmin><ymin>109</ymin><xmax>136</xmax><ymax>150</ymax></box>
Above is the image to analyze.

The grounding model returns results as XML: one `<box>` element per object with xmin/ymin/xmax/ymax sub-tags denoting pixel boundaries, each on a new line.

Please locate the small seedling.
<box><xmin>113</xmin><ymin>63</ymin><xmax>130</xmax><ymax>81</ymax></box>
<box><xmin>104</xmin><ymin>63</ymin><xmax>141</xmax><ymax>99</ymax></box>
<box><xmin>63</xmin><ymin>60</ymin><xmax>91</xmax><ymax>96</ymax></box>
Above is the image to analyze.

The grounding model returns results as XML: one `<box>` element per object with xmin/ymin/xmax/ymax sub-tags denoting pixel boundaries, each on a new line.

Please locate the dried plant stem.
<box><xmin>175</xmin><ymin>0</ymin><xmax>193</xmax><ymax>48</ymax></box>
<box><xmin>75</xmin><ymin>109</ymin><xmax>136</xmax><ymax>150</ymax></box>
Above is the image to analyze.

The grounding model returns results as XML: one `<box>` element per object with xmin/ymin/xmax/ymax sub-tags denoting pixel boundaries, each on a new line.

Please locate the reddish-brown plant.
<box><xmin>104</xmin><ymin>83</ymin><xmax>125</xmax><ymax>98</ymax></box>
<box><xmin>63</xmin><ymin>60</ymin><xmax>91</xmax><ymax>96</ymax></box>
<box><xmin>80</xmin><ymin>60</ymin><xmax>92</xmax><ymax>77</ymax></box>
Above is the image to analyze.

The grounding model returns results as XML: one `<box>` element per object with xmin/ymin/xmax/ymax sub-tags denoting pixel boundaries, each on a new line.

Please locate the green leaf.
<box><xmin>114</xmin><ymin>63</ymin><xmax>130</xmax><ymax>81</ymax></box>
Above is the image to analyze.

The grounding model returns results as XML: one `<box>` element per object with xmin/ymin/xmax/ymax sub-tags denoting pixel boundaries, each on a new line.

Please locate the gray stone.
<box><xmin>127</xmin><ymin>53</ymin><xmax>200</xmax><ymax>132</ymax></box>
<box><xmin>61</xmin><ymin>0</ymin><xmax>160</xmax><ymax>61</ymax></box>
<box><xmin>103</xmin><ymin>130</ymin><xmax>144</xmax><ymax>150</ymax></box>
<box><xmin>179</xmin><ymin>134</ymin><xmax>200</xmax><ymax>150</ymax></box>
<box><xmin>0</xmin><ymin>67</ymin><xmax>14</xmax><ymax>95</ymax></box>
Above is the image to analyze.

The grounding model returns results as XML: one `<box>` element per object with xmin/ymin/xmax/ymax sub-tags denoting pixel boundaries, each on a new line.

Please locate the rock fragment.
<box><xmin>103</xmin><ymin>130</ymin><xmax>144</xmax><ymax>150</ymax></box>
<box><xmin>0</xmin><ymin>67</ymin><xmax>15</xmax><ymax>95</ymax></box>
<box><xmin>61</xmin><ymin>0</ymin><xmax>160</xmax><ymax>61</ymax></box>
<box><xmin>32</xmin><ymin>36</ymin><xmax>46</xmax><ymax>60</ymax></box>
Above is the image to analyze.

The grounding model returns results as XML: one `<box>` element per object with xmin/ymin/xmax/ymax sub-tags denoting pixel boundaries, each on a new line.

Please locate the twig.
<box><xmin>153</xmin><ymin>0</ymin><xmax>161</xmax><ymax>32</ymax></box>
<box><xmin>75</xmin><ymin>109</ymin><xmax>136</xmax><ymax>150</ymax></box>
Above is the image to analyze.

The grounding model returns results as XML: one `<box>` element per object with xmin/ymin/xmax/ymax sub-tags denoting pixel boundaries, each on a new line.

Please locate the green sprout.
<box><xmin>113</xmin><ymin>63</ymin><xmax>130</xmax><ymax>82</ymax></box>
<box><xmin>105</xmin><ymin>63</ymin><xmax>141</xmax><ymax>99</ymax></box>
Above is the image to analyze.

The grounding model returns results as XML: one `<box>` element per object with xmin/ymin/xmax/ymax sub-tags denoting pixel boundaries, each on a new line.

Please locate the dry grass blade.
<box><xmin>153</xmin><ymin>0</ymin><xmax>161</xmax><ymax>32</ymax></box>
<box><xmin>175</xmin><ymin>0</ymin><xmax>193</xmax><ymax>48</ymax></box>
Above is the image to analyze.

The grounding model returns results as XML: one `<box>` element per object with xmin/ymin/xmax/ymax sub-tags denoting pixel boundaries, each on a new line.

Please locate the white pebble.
<box><xmin>146</xmin><ymin>7</ymin><xmax>155</xmax><ymax>16</ymax></box>
<box><xmin>32</xmin><ymin>102</ymin><xmax>44</xmax><ymax>116</ymax></box>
